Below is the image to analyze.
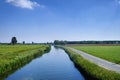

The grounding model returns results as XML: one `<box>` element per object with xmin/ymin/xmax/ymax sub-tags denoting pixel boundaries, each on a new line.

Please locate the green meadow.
<box><xmin>71</xmin><ymin>46</ymin><xmax>120</xmax><ymax>64</ymax></box>
<box><xmin>0</xmin><ymin>44</ymin><xmax>50</xmax><ymax>76</ymax></box>
<box><xmin>64</xmin><ymin>47</ymin><xmax>120</xmax><ymax>80</ymax></box>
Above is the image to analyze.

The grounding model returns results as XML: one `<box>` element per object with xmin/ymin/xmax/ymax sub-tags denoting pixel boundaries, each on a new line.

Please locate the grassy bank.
<box><xmin>64</xmin><ymin>47</ymin><xmax>120</xmax><ymax>80</ymax></box>
<box><xmin>71</xmin><ymin>46</ymin><xmax>120</xmax><ymax>64</ymax></box>
<box><xmin>0</xmin><ymin>44</ymin><xmax>50</xmax><ymax>79</ymax></box>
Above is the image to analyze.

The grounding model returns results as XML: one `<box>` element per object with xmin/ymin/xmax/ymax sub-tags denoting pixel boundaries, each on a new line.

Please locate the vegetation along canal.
<box><xmin>5</xmin><ymin>46</ymin><xmax>85</xmax><ymax>80</ymax></box>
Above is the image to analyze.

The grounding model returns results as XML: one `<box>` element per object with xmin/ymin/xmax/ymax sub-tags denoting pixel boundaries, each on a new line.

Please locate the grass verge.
<box><xmin>0</xmin><ymin>45</ymin><xmax>51</xmax><ymax>79</ymax></box>
<box><xmin>63</xmin><ymin>47</ymin><xmax>120</xmax><ymax>80</ymax></box>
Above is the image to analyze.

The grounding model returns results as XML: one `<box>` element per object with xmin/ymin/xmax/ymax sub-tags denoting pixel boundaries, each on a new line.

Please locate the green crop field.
<box><xmin>0</xmin><ymin>44</ymin><xmax>50</xmax><ymax>77</ymax></box>
<box><xmin>70</xmin><ymin>46</ymin><xmax>120</xmax><ymax>64</ymax></box>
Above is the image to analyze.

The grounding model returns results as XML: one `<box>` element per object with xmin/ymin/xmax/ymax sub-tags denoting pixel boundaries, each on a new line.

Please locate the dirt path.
<box><xmin>68</xmin><ymin>47</ymin><xmax>120</xmax><ymax>73</ymax></box>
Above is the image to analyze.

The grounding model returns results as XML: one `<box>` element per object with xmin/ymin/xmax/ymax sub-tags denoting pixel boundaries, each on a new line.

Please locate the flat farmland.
<box><xmin>70</xmin><ymin>45</ymin><xmax>120</xmax><ymax>64</ymax></box>
<box><xmin>0</xmin><ymin>44</ymin><xmax>50</xmax><ymax>75</ymax></box>
<box><xmin>0</xmin><ymin>45</ymin><xmax>47</xmax><ymax>60</ymax></box>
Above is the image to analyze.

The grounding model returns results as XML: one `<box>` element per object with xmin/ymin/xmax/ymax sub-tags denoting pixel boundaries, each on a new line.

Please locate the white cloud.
<box><xmin>6</xmin><ymin>0</ymin><xmax>44</xmax><ymax>9</ymax></box>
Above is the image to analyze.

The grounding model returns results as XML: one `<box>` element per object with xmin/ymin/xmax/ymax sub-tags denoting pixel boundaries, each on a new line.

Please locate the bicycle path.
<box><xmin>68</xmin><ymin>47</ymin><xmax>120</xmax><ymax>73</ymax></box>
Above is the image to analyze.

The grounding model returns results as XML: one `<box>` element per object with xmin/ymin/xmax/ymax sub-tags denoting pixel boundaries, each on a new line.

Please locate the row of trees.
<box><xmin>9</xmin><ymin>37</ymin><xmax>120</xmax><ymax>45</ymax></box>
<box><xmin>54</xmin><ymin>40</ymin><xmax>67</xmax><ymax>45</ymax></box>
<box><xmin>54</xmin><ymin>40</ymin><xmax>120</xmax><ymax>45</ymax></box>
<box><xmin>66</xmin><ymin>41</ymin><xmax>120</xmax><ymax>44</ymax></box>
<box><xmin>11</xmin><ymin>37</ymin><xmax>35</xmax><ymax>45</ymax></box>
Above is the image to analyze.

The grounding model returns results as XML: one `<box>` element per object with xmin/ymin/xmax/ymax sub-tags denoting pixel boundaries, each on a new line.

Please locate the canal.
<box><xmin>5</xmin><ymin>46</ymin><xmax>85</xmax><ymax>80</ymax></box>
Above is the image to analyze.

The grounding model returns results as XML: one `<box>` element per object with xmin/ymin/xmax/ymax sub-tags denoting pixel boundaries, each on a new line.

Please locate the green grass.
<box><xmin>0</xmin><ymin>44</ymin><xmax>50</xmax><ymax>77</ymax></box>
<box><xmin>71</xmin><ymin>46</ymin><xmax>120</xmax><ymax>64</ymax></box>
<box><xmin>64</xmin><ymin>47</ymin><xmax>120</xmax><ymax>80</ymax></box>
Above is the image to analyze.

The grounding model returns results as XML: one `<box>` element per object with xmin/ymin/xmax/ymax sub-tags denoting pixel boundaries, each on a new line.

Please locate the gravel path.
<box><xmin>68</xmin><ymin>47</ymin><xmax>120</xmax><ymax>73</ymax></box>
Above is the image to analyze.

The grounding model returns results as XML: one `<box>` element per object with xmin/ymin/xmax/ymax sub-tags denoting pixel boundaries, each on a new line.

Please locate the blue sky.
<box><xmin>0</xmin><ymin>0</ymin><xmax>120</xmax><ymax>43</ymax></box>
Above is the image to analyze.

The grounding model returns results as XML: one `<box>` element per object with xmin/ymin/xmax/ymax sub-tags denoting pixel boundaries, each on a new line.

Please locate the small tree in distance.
<box><xmin>32</xmin><ymin>42</ymin><xmax>34</xmax><ymax>44</ymax></box>
<box><xmin>11</xmin><ymin>37</ymin><xmax>17</xmax><ymax>45</ymax></box>
<box><xmin>23</xmin><ymin>41</ymin><xmax>25</xmax><ymax>44</ymax></box>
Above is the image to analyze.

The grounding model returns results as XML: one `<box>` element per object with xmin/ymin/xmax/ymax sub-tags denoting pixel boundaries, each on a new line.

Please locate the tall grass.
<box><xmin>0</xmin><ymin>45</ymin><xmax>51</xmax><ymax>79</ymax></box>
<box><xmin>64</xmin><ymin>47</ymin><xmax>120</xmax><ymax>80</ymax></box>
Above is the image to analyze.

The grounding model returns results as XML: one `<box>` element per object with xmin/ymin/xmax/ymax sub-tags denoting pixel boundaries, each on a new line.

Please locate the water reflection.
<box><xmin>5</xmin><ymin>46</ymin><xmax>85</xmax><ymax>80</ymax></box>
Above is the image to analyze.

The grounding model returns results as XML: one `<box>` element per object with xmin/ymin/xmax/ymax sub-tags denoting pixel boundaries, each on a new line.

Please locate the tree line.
<box><xmin>54</xmin><ymin>40</ymin><xmax>120</xmax><ymax>45</ymax></box>
<box><xmin>0</xmin><ymin>37</ymin><xmax>37</xmax><ymax>45</ymax></box>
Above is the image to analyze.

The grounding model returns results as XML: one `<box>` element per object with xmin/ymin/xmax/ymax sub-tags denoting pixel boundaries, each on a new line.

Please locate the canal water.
<box><xmin>5</xmin><ymin>46</ymin><xmax>85</xmax><ymax>80</ymax></box>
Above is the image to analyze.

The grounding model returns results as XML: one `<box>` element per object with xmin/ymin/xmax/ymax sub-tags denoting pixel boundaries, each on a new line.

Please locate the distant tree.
<box><xmin>47</xmin><ymin>42</ymin><xmax>49</xmax><ymax>44</ymax></box>
<box><xmin>23</xmin><ymin>41</ymin><xmax>25</xmax><ymax>44</ymax></box>
<box><xmin>54</xmin><ymin>40</ymin><xmax>66</xmax><ymax>45</ymax></box>
<box><xmin>11</xmin><ymin>37</ymin><xmax>17</xmax><ymax>45</ymax></box>
<box><xmin>54</xmin><ymin>40</ymin><xmax>60</xmax><ymax>45</ymax></box>
<box><xmin>32</xmin><ymin>42</ymin><xmax>34</xmax><ymax>44</ymax></box>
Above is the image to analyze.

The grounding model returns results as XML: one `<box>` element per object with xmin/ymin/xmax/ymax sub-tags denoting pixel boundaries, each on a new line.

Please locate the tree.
<box><xmin>11</xmin><ymin>37</ymin><xmax>17</xmax><ymax>45</ymax></box>
<box><xmin>54</xmin><ymin>40</ymin><xmax>67</xmax><ymax>45</ymax></box>
<box><xmin>23</xmin><ymin>41</ymin><xmax>25</xmax><ymax>44</ymax></box>
<box><xmin>54</xmin><ymin>40</ymin><xmax>60</xmax><ymax>45</ymax></box>
<box><xmin>32</xmin><ymin>42</ymin><xmax>34</xmax><ymax>44</ymax></box>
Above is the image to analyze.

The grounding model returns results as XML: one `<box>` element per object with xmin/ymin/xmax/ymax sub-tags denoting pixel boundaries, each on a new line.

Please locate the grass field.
<box><xmin>64</xmin><ymin>47</ymin><xmax>120</xmax><ymax>80</ymax></box>
<box><xmin>70</xmin><ymin>45</ymin><xmax>120</xmax><ymax>64</ymax></box>
<box><xmin>0</xmin><ymin>44</ymin><xmax>50</xmax><ymax>77</ymax></box>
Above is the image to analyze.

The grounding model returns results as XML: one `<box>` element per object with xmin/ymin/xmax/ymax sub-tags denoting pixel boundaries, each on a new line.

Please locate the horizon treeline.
<box><xmin>54</xmin><ymin>40</ymin><xmax>120</xmax><ymax>45</ymax></box>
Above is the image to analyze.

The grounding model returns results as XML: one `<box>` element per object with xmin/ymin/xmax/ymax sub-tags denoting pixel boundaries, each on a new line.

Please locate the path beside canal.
<box><xmin>68</xmin><ymin>47</ymin><xmax>120</xmax><ymax>73</ymax></box>
<box><xmin>5</xmin><ymin>46</ymin><xmax>85</xmax><ymax>80</ymax></box>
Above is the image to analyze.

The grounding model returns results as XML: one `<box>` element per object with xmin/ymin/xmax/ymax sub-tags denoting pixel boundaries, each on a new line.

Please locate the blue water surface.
<box><xmin>5</xmin><ymin>46</ymin><xmax>85</xmax><ymax>80</ymax></box>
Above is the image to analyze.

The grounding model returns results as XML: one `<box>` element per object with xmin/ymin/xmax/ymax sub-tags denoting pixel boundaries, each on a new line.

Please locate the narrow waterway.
<box><xmin>5</xmin><ymin>46</ymin><xmax>85</xmax><ymax>80</ymax></box>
